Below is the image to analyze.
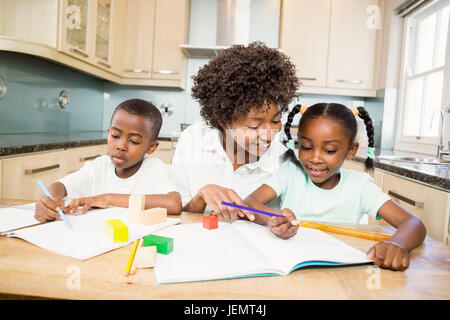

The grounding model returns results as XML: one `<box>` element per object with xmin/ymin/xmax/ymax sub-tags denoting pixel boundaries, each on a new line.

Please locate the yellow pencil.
<box><xmin>297</xmin><ymin>220</ymin><xmax>391</xmax><ymax>242</ymax></box>
<box><xmin>124</xmin><ymin>239</ymin><xmax>139</xmax><ymax>276</ymax></box>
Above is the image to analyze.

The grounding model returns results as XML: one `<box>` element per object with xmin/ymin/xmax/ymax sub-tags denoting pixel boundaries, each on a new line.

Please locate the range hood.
<box><xmin>181</xmin><ymin>0</ymin><xmax>280</xmax><ymax>58</ymax></box>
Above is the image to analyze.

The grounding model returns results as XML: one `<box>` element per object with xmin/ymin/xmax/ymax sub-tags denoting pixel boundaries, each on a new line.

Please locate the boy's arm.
<box><xmin>34</xmin><ymin>182</ymin><xmax>67</xmax><ymax>222</ymax></box>
<box><xmin>66</xmin><ymin>192</ymin><xmax>183</xmax><ymax>215</ymax></box>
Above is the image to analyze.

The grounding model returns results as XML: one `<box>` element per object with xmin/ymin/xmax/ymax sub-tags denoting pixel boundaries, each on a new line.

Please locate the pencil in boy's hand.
<box><xmin>124</xmin><ymin>239</ymin><xmax>139</xmax><ymax>276</ymax></box>
<box><xmin>37</xmin><ymin>180</ymin><xmax>73</xmax><ymax>229</ymax></box>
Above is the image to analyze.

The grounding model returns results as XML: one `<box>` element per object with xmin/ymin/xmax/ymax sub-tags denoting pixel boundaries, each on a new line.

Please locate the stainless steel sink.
<box><xmin>376</xmin><ymin>155</ymin><xmax>450</xmax><ymax>165</ymax></box>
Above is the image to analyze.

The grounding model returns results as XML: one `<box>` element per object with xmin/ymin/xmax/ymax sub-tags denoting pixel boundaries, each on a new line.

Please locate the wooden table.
<box><xmin>0</xmin><ymin>199</ymin><xmax>449</xmax><ymax>300</ymax></box>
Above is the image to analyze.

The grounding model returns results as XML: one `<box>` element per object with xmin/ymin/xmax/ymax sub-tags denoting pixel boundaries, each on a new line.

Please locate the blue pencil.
<box><xmin>37</xmin><ymin>180</ymin><xmax>73</xmax><ymax>229</ymax></box>
<box><xmin>220</xmin><ymin>201</ymin><xmax>285</xmax><ymax>218</ymax></box>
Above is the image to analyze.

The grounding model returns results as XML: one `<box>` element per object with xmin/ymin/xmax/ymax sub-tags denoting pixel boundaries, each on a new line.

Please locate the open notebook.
<box><xmin>0</xmin><ymin>205</ymin><xmax>180</xmax><ymax>260</ymax></box>
<box><xmin>153</xmin><ymin>220</ymin><xmax>371</xmax><ymax>284</ymax></box>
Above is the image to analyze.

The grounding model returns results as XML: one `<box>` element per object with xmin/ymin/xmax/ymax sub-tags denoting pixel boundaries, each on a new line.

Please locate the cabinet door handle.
<box><xmin>336</xmin><ymin>79</ymin><xmax>363</xmax><ymax>84</ymax></box>
<box><xmin>97</xmin><ymin>61</ymin><xmax>111</xmax><ymax>68</ymax></box>
<box><xmin>388</xmin><ymin>190</ymin><xmax>424</xmax><ymax>208</ymax></box>
<box><xmin>68</xmin><ymin>47</ymin><xmax>89</xmax><ymax>58</ymax></box>
<box><xmin>79</xmin><ymin>154</ymin><xmax>101</xmax><ymax>162</ymax></box>
<box><xmin>153</xmin><ymin>70</ymin><xmax>179</xmax><ymax>75</ymax></box>
<box><xmin>25</xmin><ymin>164</ymin><xmax>60</xmax><ymax>175</ymax></box>
<box><xmin>124</xmin><ymin>69</ymin><xmax>149</xmax><ymax>74</ymax></box>
<box><xmin>299</xmin><ymin>77</ymin><xmax>317</xmax><ymax>81</ymax></box>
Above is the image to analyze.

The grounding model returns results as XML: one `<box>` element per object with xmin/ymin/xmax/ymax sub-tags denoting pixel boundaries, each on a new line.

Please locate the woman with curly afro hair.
<box><xmin>171</xmin><ymin>41</ymin><xmax>300</xmax><ymax>220</ymax></box>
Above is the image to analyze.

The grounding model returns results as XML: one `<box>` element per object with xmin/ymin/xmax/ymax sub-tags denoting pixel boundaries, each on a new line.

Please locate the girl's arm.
<box><xmin>368</xmin><ymin>199</ymin><xmax>426</xmax><ymax>270</ymax></box>
<box><xmin>245</xmin><ymin>184</ymin><xmax>298</xmax><ymax>239</ymax></box>
<box><xmin>65</xmin><ymin>192</ymin><xmax>183</xmax><ymax>215</ymax></box>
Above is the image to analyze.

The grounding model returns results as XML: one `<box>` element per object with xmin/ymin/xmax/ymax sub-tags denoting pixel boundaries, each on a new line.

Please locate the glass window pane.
<box><xmin>422</xmin><ymin>71</ymin><xmax>444</xmax><ymax>137</ymax></box>
<box><xmin>403</xmin><ymin>77</ymin><xmax>424</xmax><ymax>136</ymax></box>
<box><xmin>414</xmin><ymin>12</ymin><xmax>437</xmax><ymax>74</ymax></box>
<box><xmin>66</xmin><ymin>0</ymin><xmax>88</xmax><ymax>51</ymax></box>
<box><xmin>436</xmin><ymin>4</ymin><xmax>450</xmax><ymax>67</ymax></box>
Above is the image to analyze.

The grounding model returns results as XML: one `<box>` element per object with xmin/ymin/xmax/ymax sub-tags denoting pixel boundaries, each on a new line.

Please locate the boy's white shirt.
<box><xmin>171</xmin><ymin>121</ymin><xmax>288</xmax><ymax>209</ymax></box>
<box><xmin>59</xmin><ymin>155</ymin><xmax>179</xmax><ymax>200</ymax></box>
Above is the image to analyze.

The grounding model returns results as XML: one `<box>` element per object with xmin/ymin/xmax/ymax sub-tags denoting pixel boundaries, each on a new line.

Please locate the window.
<box><xmin>396</xmin><ymin>0</ymin><xmax>450</xmax><ymax>154</ymax></box>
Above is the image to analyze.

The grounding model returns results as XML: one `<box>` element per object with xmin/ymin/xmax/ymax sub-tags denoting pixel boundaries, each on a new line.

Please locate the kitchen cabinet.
<box><xmin>2</xmin><ymin>150</ymin><xmax>69</xmax><ymax>201</ymax></box>
<box><xmin>280</xmin><ymin>0</ymin><xmax>383</xmax><ymax>97</ymax></box>
<box><xmin>343</xmin><ymin>160</ymin><xmax>450</xmax><ymax>243</ymax></box>
<box><xmin>382</xmin><ymin>174</ymin><xmax>450</xmax><ymax>243</ymax></box>
<box><xmin>120</xmin><ymin>0</ymin><xmax>190</xmax><ymax>87</ymax></box>
<box><xmin>58</xmin><ymin>0</ymin><xmax>115</xmax><ymax>72</ymax></box>
<box><xmin>279</xmin><ymin>0</ymin><xmax>331</xmax><ymax>88</ymax></box>
<box><xmin>0</xmin><ymin>0</ymin><xmax>59</xmax><ymax>48</ymax></box>
<box><xmin>67</xmin><ymin>144</ymin><xmax>108</xmax><ymax>173</ymax></box>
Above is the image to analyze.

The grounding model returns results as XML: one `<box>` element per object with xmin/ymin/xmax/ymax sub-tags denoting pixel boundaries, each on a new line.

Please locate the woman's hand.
<box><xmin>367</xmin><ymin>241</ymin><xmax>410</xmax><ymax>271</ymax></box>
<box><xmin>268</xmin><ymin>208</ymin><xmax>299</xmax><ymax>240</ymax></box>
<box><xmin>64</xmin><ymin>194</ymin><xmax>110</xmax><ymax>215</ymax></box>
<box><xmin>198</xmin><ymin>184</ymin><xmax>255</xmax><ymax>221</ymax></box>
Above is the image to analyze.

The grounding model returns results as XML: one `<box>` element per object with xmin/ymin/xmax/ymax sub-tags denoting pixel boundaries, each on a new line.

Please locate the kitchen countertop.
<box><xmin>0</xmin><ymin>133</ymin><xmax>448</xmax><ymax>191</ymax></box>
<box><xmin>352</xmin><ymin>149</ymin><xmax>449</xmax><ymax>191</ymax></box>
<box><xmin>0</xmin><ymin>131</ymin><xmax>171</xmax><ymax>157</ymax></box>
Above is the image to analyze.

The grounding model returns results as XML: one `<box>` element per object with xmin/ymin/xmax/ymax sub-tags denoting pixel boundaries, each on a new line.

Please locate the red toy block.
<box><xmin>203</xmin><ymin>215</ymin><xmax>218</xmax><ymax>230</ymax></box>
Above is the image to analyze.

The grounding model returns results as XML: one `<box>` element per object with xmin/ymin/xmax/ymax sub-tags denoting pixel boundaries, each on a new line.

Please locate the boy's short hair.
<box><xmin>191</xmin><ymin>41</ymin><xmax>300</xmax><ymax>130</ymax></box>
<box><xmin>112</xmin><ymin>99</ymin><xmax>162</xmax><ymax>141</ymax></box>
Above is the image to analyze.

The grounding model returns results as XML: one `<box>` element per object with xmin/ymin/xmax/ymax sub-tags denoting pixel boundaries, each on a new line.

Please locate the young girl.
<box><xmin>245</xmin><ymin>103</ymin><xmax>426</xmax><ymax>271</ymax></box>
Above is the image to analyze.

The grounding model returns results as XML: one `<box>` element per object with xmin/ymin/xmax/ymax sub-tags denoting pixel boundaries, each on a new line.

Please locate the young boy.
<box><xmin>34</xmin><ymin>99</ymin><xmax>182</xmax><ymax>222</ymax></box>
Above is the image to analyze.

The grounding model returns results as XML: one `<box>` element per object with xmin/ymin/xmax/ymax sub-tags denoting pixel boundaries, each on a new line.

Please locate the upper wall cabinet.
<box><xmin>280</xmin><ymin>0</ymin><xmax>383</xmax><ymax>97</ymax></box>
<box><xmin>121</xmin><ymin>0</ymin><xmax>190</xmax><ymax>87</ymax></box>
<box><xmin>58</xmin><ymin>0</ymin><xmax>115</xmax><ymax>71</ymax></box>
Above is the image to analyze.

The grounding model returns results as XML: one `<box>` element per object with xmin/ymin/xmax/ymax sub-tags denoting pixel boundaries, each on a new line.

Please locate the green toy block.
<box><xmin>104</xmin><ymin>219</ymin><xmax>129</xmax><ymax>243</ymax></box>
<box><xmin>143</xmin><ymin>234</ymin><xmax>173</xmax><ymax>255</ymax></box>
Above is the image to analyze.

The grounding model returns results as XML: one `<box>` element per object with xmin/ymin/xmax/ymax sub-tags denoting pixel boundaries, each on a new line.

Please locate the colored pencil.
<box><xmin>37</xmin><ymin>180</ymin><xmax>73</xmax><ymax>229</ymax></box>
<box><xmin>220</xmin><ymin>201</ymin><xmax>284</xmax><ymax>218</ymax></box>
<box><xmin>221</xmin><ymin>201</ymin><xmax>391</xmax><ymax>241</ymax></box>
<box><xmin>124</xmin><ymin>239</ymin><xmax>139</xmax><ymax>276</ymax></box>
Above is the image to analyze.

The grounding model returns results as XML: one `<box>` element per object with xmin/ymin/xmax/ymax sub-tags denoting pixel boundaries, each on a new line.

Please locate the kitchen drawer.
<box><xmin>150</xmin><ymin>140</ymin><xmax>173</xmax><ymax>164</ymax></box>
<box><xmin>67</xmin><ymin>144</ymin><xmax>108</xmax><ymax>173</ymax></box>
<box><xmin>382</xmin><ymin>173</ymin><xmax>450</xmax><ymax>242</ymax></box>
<box><xmin>2</xmin><ymin>150</ymin><xmax>69</xmax><ymax>200</ymax></box>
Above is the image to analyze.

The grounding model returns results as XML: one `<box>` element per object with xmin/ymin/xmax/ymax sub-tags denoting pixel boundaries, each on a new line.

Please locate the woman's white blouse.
<box><xmin>171</xmin><ymin>121</ymin><xmax>287</xmax><ymax>209</ymax></box>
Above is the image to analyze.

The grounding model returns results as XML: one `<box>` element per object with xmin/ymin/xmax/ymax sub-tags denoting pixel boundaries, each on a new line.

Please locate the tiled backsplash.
<box><xmin>0</xmin><ymin>51</ymin><xmax>104</xmax><ymax>133</ymax></box>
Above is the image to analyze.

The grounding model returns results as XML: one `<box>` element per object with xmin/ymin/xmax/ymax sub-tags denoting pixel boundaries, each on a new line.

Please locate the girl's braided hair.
<box><xmin>283</xmin><ymin>103</ymin><xmax>375</xmax><ymax>171</ymax></box>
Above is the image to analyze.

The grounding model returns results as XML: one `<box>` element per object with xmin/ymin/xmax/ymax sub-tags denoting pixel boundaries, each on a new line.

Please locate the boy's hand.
<box><xmin>268</xmin><ymin>208</ymin><xmax>299</xmax><ymax>240</ymax></box>
<box><xmin>367</xmin><ymin>241</ymin><xmax>410</xmax><ymax>271</ymax></box>
<box><xmin>34</xmin><ymin>195</ymin><xmax>66</xmax><ymax>222</ymax></box>
<box><xmin>64</xmin><ymin>194</ymin><xmax>110</xmax><ymax>215</ymax></box>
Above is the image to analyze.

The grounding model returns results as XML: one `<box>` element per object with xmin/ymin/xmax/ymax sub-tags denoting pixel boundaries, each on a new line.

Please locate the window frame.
<box><xmin>395</xmin><ymin>0</ymin><xmax>450</xmax><ymax>155</ymax></box>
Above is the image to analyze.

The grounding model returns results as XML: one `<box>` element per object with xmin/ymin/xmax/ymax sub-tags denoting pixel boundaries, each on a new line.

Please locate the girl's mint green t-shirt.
<box><xmin>265</xmin><ymin>160</ymin><xmax>391</xmax><ymax>223</ymax></box>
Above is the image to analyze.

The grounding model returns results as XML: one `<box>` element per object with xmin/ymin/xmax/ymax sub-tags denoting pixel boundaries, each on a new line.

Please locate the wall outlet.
<box><xmin>353</xmin><ymin>100</ymin><xmax>365</xmax><ymax>108</ymax></box>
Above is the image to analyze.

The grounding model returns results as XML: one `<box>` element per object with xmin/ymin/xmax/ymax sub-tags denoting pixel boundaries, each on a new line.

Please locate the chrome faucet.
<box><xmin>432</xmin><ymin>108</ymin><xmax>450</xmax><ymax>159</ymax></box>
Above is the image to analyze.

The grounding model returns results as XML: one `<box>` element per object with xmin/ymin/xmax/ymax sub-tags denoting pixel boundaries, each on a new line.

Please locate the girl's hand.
<box><xmin>198</xmin><ymin>184</ymin><xmax>255</xmax><ymax>221</ymax></box>
<box><xmin>268</xmin><ymin>208</ymin><xmax>299</xmax><ymax>240</ymax></box>
<box><xmin>34</xmin><ymin>195</ymin><xmax>66</xmax><ymax>222</ymax></box>
<box><xmin>367</xmin><ymin>241</ymin><xmax>410</xmax><ymax>271</ymax></box>
<box><xmin>64</xmin><ymin>194</ymin><xmax>110</xmax><ymax>215</ymax></box>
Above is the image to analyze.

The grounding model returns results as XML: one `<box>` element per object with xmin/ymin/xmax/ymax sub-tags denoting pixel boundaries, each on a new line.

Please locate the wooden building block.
<box><xmin>104</xmin><ymin>219</ymin><xmax>128</xmax><ymax>243</ymax></box>
<box><xmin>128</xmin><ymin>194</ymin><xmax>145</xmax><ymax>223</ymax></box>
<box><xmin>138</xmin><ymin>207</ymin><xmax>167</xmax><ymax>225</ymax></box>
<box><xmin>135</xmin><ymin>245</ymin><xmax>157</xmax><ymax>268</ymax></box>
<box><xmin>203</xmin><ymin>215</ymin><xmax>218</xmax><ymax>230</ymax></box>
<box><xmin>143</xmin><ymin>234</ymin><xmax>173</xmax><ymax>255</ymax></box>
